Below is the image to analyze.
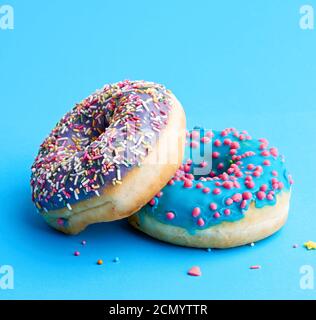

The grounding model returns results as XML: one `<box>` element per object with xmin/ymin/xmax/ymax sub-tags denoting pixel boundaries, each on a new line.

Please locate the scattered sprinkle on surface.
<box><xmin>187</xmin><ymin>266</ymin><xmax>202</xmax><ymax>276</ymax></box>
<box><xmin>304</xmin><ymin>240</ymin><xmax>316</xmax><ymax>250</ymax></box>
<box><xmin>97</xmin><ymin>259</ymin><xmax>103</xmax><ymax>265</ymax></box>
<box><xmin>249</xmin><ymin>265</ymin><xmax>261</xmax><ymax>270</ymax></box>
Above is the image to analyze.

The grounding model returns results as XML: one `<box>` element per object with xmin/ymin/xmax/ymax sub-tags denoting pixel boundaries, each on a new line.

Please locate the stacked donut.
<box><xmin>31</xmin><ymin>80</ymin><xmax>292</xmax><ymax>248</ymax></box>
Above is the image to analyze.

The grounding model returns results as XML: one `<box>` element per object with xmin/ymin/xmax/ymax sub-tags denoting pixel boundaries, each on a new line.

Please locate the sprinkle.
<box><xmin>213</xmin><ymin>188</ymin><xmax>221</xmax><ymax>195</ymax></box>
<box><xmin>81</xmin><ymin>240</ymin><xmax>87</xmax><ymax>245</ymax></box>
<box><xmin>304</xmin><ymin>241</ymin><xmax>316</xmax><ymax>250</ymax></box>
<box><xmin>183</xmin><ymin>179</ymin><xmax>193</xmax><ymax>188</ymax></box>
<box><xmin>224</xmin><ymin>209</ymin><xmax>231</xmax><ymax>216</ymax></box>
<box><xmin>256</xmin><ymin>191</ymin><xmax>266</xmax><ymax>200</ymax></box>
<box><xmin>213</xmin><ymin>212</ymin><xmax>220</xmax><ymax>219</ymax></box>
<box><xmin>250</xmin><ymin>242</ymin><xmax>255</xmax><ymax>247</ymax></box>
<box><xmin>202</xmin><ymin>187</ymin><xmax>210</xmax><ymax>194</ymax></box>
<box><xmin>187</xmin><ymin>266</ymin><xmax>202</xmax><ymax>277</ymax></box>
<box><xmin>206</xmin><ymin>248</ymin><xmax>212</xmax><ymax>252</ymax></box>
<box><xmin>192</xmin><ymin>207</ymin><xmax>201</xmax><ymax>217</ymax></box>
<box><xmin>197</xmin><ymin>218</ymin><xmax>205</xmax><ymax>226</ymax></box>
<box><xmin>113</xmin><ymin>257</ymin><xmax>120</xmax><ymax>263</ymax></box>
<box><xmin>166</xmin><ymin>212</ymin><xmax>175</xmax><ymax>220</ymax></box>
<box><xmin>292</xmin><ymin>244</ymin><xmax>299</xmax><ymax>248</ymax></box>
<box><xmin>250</xmin><ymin>265</ymin><xmax>261</xmax><ymax>270</ymax></box>
<box><xmin>242</xmin><ymin>192</ymin><xmax>252</xmax><ymax>200</ymax></box>
<box><xmin>97</xmin><ymin>259</ymin><xmax>103</xmax><ymax>265</ymax></box>
<box><xmin>74</xmin><ymin>251</ymin><xmax>80</xmax><ymax>256</ymax></box>
<box><xmin>209</xmin><ymin>203</ymin><xmax>217</xmax><ymax>211</ymax></box>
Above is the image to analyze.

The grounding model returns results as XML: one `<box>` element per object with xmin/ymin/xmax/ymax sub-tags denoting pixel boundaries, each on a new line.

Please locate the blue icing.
<box><xmin>137</xmin><ymin>128</ymin><xmax>292</xmax><ymax>233</ymax></box>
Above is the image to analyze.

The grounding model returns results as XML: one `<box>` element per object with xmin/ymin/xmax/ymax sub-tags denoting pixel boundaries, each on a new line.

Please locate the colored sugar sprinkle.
<box><xmin>81</xmin><ymin>240</ymin><xmax>87</xmax><ymax>245</ymax></box>
<box><xmin>250</xmin><ymin>242</ymin><xmax>255</xmax><ymax>247</ymax></box>
<box><xmin>304</xmin><ymin>241</ymin><xmax>316</xmax><ymax>250</ymax></box>
<box><xmin>74</xmin><ymin>251</ymin><xmax>80</xmax><ymax>256</ymax></box>
<box><xmin>97</xmin><ymin>259</ymin><xmax>103</xmax><ymax>265</ymax></box>
<box><xmin>249</xmin><ymin>265</ymin><xmax>261</xmax><ymax>270</ymax></box>
<box><xmin>187</xmin><ymin>266</ymin><xmax>202</xmax><ymax>276</ymax></box>
<box><xmin>292</xmin><ymin>244</ymin><xmax>299</xmax><ymax>248</ymax></box>
<box><xmin>30</xmin><ymin>80</ymin><xmax>174</xmax><ymax>213</ymax></box>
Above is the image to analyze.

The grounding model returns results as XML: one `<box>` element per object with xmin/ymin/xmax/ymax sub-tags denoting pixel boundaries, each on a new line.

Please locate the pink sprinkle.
<box><xmin>213</xmin><ymin>188</ymin><xmax>221</xmax><ymax>195</ymax></box>
<box><xmin>156</xmin><ymin>191</ymin><xmax>163</xmax><ymax>198</ymax></box>
<box><xmin>149</xmin><ymin>198</ymin><xmax>156</xmax><ymax>206</ymax></box>
<box><xmin>168</xmin><ymin>179</ymin><xmax>175</xmax><ymax>186</ymax></box>
<box><xmin>230</xmin><ymin>141</ymin><xmax>240</xmax><ymax>149</ymax></box>
<box><xmin>226</xmin><ymin>198</ymin><xmax>233</xmax><ymax>205</ymax></box>
<box><xmin>184</xmin><ymin>164</ymin><xmax>191</xmax><ymax>173</ymax></box>
<box><xmin>230</xmin><ymin>149</ymin><xmax>237</xmax><ymax>155</ymax></box>
<box><xmin>240</xmin><ymin>200</ymin><xmax>247</xmax><ymax>209</ymax></box>
<box><xmin>250</xmin><ymin>265</ymin><xmax>261</xmax><ymax>270</ymax></box>
<box><xmin>203</xmin><ymin>187</ymin><xmax>210</xmax><ymax>194</ymax></box>
<box><xmin>190</xmin><ymin>141</ymin><xmax>199</xmax><ymax>148</ymax></box>
<box><xmin>246</xmin><ymin>181</ymin><xmax>255</xmax><ymax>189</ymax></box>
<box><xmin>267</xmin><ymin>194</ymin><xmax>274</xmax><ymax>200</ymax></box>
<box><xmin>166</xmin><ymin>212</ymin><xmax>175</xmax><ymax>220</ymax></box>
<box><xmin>260</xmin><ymin>184</ymin><xmax>268</xmax><ymax>192</ymax></box>
<box><xmin>247</xmin><ymin>164</ymin><xmax>255</xmax><ymax>170</ymax></box>
<box><xmin>184</xmin><ymin>179</ymin><xmax>193</xmax><ymax>188</ymax></box>
<box><xmin>253</xmin><ymin>170</ymin><xmax>261</xmax><ymax>177</ymax></box>
<box><xmin>196</xmin><ymin>182</ymin><xmax>203</xmax><ymax>189</ymax></box>
<box><xmin>221</xmin><ymin>130</ymin><xmax>228</xmax><ymax>137</ymax></box>
<box><xmin>224</xmin><ymin>209</ymin><xmax>231</xmax><ymax>216</ymax></box>
<box><xmin>200</xmin><ymin>161</ymin><xmax>208</xmax><ymax>168</ymax></box>
<box><xmin>242</xmin><ymin>192</ymin><xmax>252</xmax><ymax>200</ymax></box>
<box><xmin>272</xmin><ymin>170</ymin><xmax>278</xmax><ymax>176</ymax></box>
<box><xmin>192</xmin><ymin>207</ymin><xmax>201</xmax><ymax>217</ymax></box>
<box><xmin>209</xmin><ymin>203</ymin><xmax>217</xmax><ymax>210</ymax></box>
<box><xmin>261</xmin><ymin>150</ymin><xmax>270</xmax><ymax>157</ymax></box>
<box><xmin>213</xmin><ymin>212</ymin><xmax>220</xmax><ymax>219</ymax></box>
<box><xmin>232</xmin><ymin>193</ymin><xmax>242</xmax><ymax>202</ymax></box>
<box><xmin>197</xmin><ymin>218</ymin><xmax>205</xmax><ymax>226</ymax></box>
<box><xmin>191</xmin><ymin>130</ymin><xmax>200</xmax><ymax>139</ymax></box>
<box><xmin>188</xmin><ymin>266</ymin><xmax>202</xmax><ymax>277</ymax></box>
<box><xmin>201</xmin><ymin>136</ymin><xmax>210</xmax><ymax>144</ymax></box>
<box><xmin>224</xmin><ymin>139</ymin><xmax>231</xmax><ymax>145</ymax></box>
<box><xmin>263</xmin><ymin>160</ymin><xmax>271</xmax><ymax>166</ymax></box>
<box><xmin>278</xmin><ymin>182</ymin><xmax>284</xmax><ymax>189</ymax></box>
<box><xmin>212</xmin><ymin>151</ymin><xmax>220</xmax><ymax>159</ymax></box>
<box><xmin>259</xmin><ymin>138</ymin><xmax>269</xmax><ymax>144</ymax></box>
<box><xmin>217</xmin><ymin>163</ymin><xmax>224</xmax><ymax>170</ymax></box>
<box><xmin>57</xmin><ymin>218</ymin><xmax>64</xmax><ymax>226</ymax></box>
<box><xmin>223</xmin><ymin>181</ymin><xmax>233</xmax><ymax>189</ymax></box>
<box><xmin>257</xmin><ymin>191</ymin><xmax>266</xmax><ymax>200</ymax></box>
<box><xmin>74</xmin><ymin>251</ymin><xmax>80</xmax><ymax>256</ymax></box>
<box><xmin>214</xmin><ymin>139</ymin><xmax>222</xmax><ymax>147</ymax></box>
<box><xmin>205</xmin><ymin>130</ymin><xmax>214</xmax><ymax>138</ymax></box>
<box><xmin>270</xmin><ymin>147</ymin><xmax>278</xmax><ymax>157</ymax></box>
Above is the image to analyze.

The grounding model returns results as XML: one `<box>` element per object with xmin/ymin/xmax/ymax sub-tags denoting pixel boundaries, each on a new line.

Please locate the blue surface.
<box><xmin>0</xmin><ymin>0</ymin><xmax>315</xmax><ymax>299</ymax></box>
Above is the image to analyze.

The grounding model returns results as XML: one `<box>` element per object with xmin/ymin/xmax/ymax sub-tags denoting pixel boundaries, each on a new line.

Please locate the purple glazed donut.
<box><xmin>31</xmin><ymin>80</ymin><xmax>186</xmax><ymax>234</ymax></box>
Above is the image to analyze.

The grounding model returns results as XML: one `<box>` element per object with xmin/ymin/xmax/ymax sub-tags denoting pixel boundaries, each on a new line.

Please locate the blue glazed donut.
<box><xmin>129</xmin><ymin>127</ymin><xmax>293</xmax><ymax>248</ymax></box>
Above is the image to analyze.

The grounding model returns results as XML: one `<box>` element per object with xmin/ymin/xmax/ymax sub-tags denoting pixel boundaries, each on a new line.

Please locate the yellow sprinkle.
<box><xmin>304</xmin><ymin>241</ymin><xmax>316</xmax><ymax>250</ymax></box>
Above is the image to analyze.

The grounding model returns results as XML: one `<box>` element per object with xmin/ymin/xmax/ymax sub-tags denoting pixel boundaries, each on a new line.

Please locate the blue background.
<box><xmin>0</xmin><ymin>0</ymin><xmax>315</xmax><ymax>299</ymax></box>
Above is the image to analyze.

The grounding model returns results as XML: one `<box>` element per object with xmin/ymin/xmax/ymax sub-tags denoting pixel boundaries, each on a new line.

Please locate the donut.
<box><xmin>129</xmin><ymin>127</ymin><xmax>293</xmax><ymax>248</ymax></box>
<box><xmin>31</xmin><ymin>80</ymin><xmax>186</xmax><ymax>234</ymax></box>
